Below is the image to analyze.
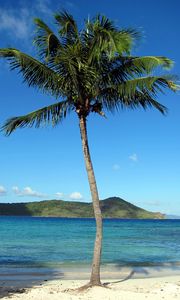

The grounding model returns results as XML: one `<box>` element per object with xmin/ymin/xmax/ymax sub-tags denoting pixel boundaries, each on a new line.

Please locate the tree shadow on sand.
<box><xmin>0</xmin><ymin>263</ymin><xmax>64</xmax><ymax>299</ymax></box>
<box><xmin>103</xmin><ymin>261</ymin><xmax>180</xmax><ymax>286</ymax></box>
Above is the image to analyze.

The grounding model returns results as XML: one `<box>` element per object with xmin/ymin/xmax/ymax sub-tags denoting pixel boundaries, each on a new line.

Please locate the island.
<box><xmin>0</xmin><ymin>197</ymin><xmax>164</xmax><ymax>218</ymax></box>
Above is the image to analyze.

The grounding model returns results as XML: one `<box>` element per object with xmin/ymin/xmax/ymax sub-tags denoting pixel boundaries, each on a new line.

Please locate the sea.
<box><xmin>0</xmin><ymin>217</ymin><xmax>180</xmax><ymax>286</ymax></box>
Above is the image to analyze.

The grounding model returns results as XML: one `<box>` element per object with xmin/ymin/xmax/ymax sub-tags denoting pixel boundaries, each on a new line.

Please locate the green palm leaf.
<box><xmin>54</xmin><ymin>11</ymin><xmax>78</xmax><ymax>40</ymax></box>
<box><xmin>98</xmin><ymin>75</ymin><xmax>178</xmax><ymax>114</ymax></box>
<box><xmin>129</xmin><ymin>56</ymin><xmax>173</xmax><ymax>72</ymax></box>
<box><xmin>0</xmin><ymin>48</ymin><xmax>64</xmax><ymax>97</ymax></box>
<box><xmin>33</xmin><ymin>18</ymin><xmax>61</xmax><ymax>61</ymax></box>
<box><xmin>101</xmin><ymin>90</ymin><xmax>167</xmax><ymax>114</ymax></box>
<box><xmin>2</xmin><ymin>100</ymin><xmax>73</xmax><ymax>135</ymax></box>
<box><xmin>86</xmin><ymin>15</ymin><xmax>140</xmax><ymax>62</ymax></box>
<box><xmin>101</xmin><ymin>56</ymin><xmax>174</xmax><ymax>86</ymax></box>
<box><xmin>117</xmin><ymin>76</ymin><xmax>178</xmax><ymax>97</ymax></box>
<box><xmin>118</xmin><ymin>56</ymin><xmax>174</xmax><ymax>77</ymax></box>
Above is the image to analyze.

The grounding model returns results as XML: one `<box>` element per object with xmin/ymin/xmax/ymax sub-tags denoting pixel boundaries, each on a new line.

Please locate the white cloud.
<box><xmin>69</xmin><ymin>192</ymin><xmax>83</xmax><ymax>200</ymax></box>
<box><xmin>0</xmin><ymin>7</ymin><xmax>30</xmax><ymax>39</ymax></box>
<box><xmin>55</xmin><ymin>192</ymin><xmax>64</xmax><ymax>198</ymax></box>
<box><xmin>129</xmin><ymin>153</ymin><xmax>138</xmax><ymax>162</ymax></box>
<box><xmin>12</xmin><ymin>186</ymin><xmax>19</xmax><ymax>194</ymax></box>
<box><xmin>112</xmin><ymin>164</ymin><xmax>120</xmax><ymax>171</ymax></box>
<box><xmin>0</xmin><ymin>186</ymin><xmax>6</xmax><ymax>196</ymax></box>
<box><xmin>35</xmin><ymin>0</ymin><xmax>52</xmax><ymax>15</ymax></box>
<box><xmin>0</xmin><ymin>1</ymin><xmax>52</xmax><ymax>41</ymax></box>
<box><xmin>12</xmin><ymin>186</ymin><xmax>46</xmax><ymax>198</ymax></box>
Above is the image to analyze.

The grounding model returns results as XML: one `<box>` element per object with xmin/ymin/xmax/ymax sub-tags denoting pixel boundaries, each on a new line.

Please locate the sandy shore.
<box><xmin>1</xmin><ymin>275</ymin><xmax>180</xmax><ymax>300</ymax></box>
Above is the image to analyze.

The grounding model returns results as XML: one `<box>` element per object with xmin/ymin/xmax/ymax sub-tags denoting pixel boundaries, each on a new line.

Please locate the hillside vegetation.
<box><xmin>0</xmin><ymin>197</ymin><xmax>164</xmax><ymax>219</ymax></box>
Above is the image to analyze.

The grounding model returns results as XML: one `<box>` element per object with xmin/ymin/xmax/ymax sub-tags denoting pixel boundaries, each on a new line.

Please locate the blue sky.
<box><xmin>0</xmin><ymin>0</ymin><xmax>179</xmax><ymax>215</ymax></box>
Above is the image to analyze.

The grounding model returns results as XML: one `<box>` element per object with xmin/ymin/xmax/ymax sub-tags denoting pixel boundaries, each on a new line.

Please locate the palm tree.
<box><xmin>0</xmin><ymin>12</ymin><xmax>178</xmax><ymax>287</ymax></box>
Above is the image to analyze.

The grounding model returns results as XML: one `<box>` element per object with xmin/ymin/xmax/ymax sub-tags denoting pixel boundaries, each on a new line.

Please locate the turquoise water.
<box><xmin>0</xmin><ymin>217</ymin><xmax>180</xmax><ymax>284</ymax></box>
<box><xmin>0</xmin><ymin>217</ymin><xmax>180</xmax><ymax>267</ymax></box>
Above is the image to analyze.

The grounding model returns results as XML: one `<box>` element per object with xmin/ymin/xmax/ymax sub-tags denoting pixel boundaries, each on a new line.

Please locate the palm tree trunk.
<box><xmin>79</xmin><ymin>115</ymin><xmax>103</xmax><ymax>286</ymax></box>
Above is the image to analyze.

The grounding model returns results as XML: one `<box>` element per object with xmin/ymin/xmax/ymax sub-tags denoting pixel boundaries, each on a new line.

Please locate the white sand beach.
<box><xmin>1</xmin><ymin>275</ymin><xmax>180</xmax><ymax>300</ymax></box>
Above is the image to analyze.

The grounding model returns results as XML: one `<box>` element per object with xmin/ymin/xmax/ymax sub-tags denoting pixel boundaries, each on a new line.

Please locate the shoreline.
<box><xmin>1</xmin><ymin>264</ymin><xmax>180</xmax><ymax>287</ymax></box>
<box><xmin>1</xmin><ymin>275</ymin><xmax>180</xmax><ymax>299</ymax></box>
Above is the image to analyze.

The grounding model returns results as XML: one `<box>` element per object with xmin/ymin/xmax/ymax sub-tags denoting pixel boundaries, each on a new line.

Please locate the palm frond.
<box><xmin>100</xmin><ymin>56</ymin><xmax>174</xmax><ymax>86</ymax></box>
<box><xmin>117</xmin><ymin>56</ymin><xmax>174</xmax><ymax>78</ymax></box>
<box><xmin>98</xmin><ymin>75</ymin><xmax>179</xmax><ymax>114</ymax></box>
<box><xmin>33</xmin><ymin>18</ymin><xmax>61</xmax><ymax>61</ymax></box>
<box><xmin>52</xmin><ymin>42</ymin><xmax>97</xmax><ymax>96</ymax></box>
<box><xmin>137</xmin><ymin>95</ymin><xmax>167</xmax><ymax>114</ymax></box>
<box><xmin>86</xmin><ymin>15</ymin><xmax>140</xmax><ymax>63</ymax></box>
<box><xmin>109</xmin><ymin>29</ymin><xmax>140</xmax><ymax>56</ymax></box>
<box><xmin>2</xmin><ymin>100</ymin><xmax>73</xmax><ymax>135</ymax></box>
<box><xmin>54</xmin><ymin>11</ymin><xmax>78</xmax><ymax>40</ymax></box>
<box><xmin>102</xmin><ymin>90</ymin><xmax>167</xmax><ymax>114</ymax></box>
<box><xmin>0</xmin><ymin>48</ymin><xmax>64</xmax><ymax>97</ymax></box>
<box><xmin>129</xmin><ymin>56</ymin><xmax>173</xmax><ymax>72</ymax></box>
<box><xmin>117</xmin><ymin>76</ymin><xmax>178</xmax><ymax>98</ymax></box>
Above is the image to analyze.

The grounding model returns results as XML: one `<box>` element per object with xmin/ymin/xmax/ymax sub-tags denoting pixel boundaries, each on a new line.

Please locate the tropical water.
<box><xmin>0</xmin><ymin>217</ymin><xmax>180</xmax><ymax>285</ymax></box>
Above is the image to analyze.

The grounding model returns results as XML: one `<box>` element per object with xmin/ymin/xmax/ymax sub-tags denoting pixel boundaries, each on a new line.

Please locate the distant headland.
<box><xmin>0</xmin><ymin>197</ymin><xmax>165</xmax><ymax>219</ymax></box>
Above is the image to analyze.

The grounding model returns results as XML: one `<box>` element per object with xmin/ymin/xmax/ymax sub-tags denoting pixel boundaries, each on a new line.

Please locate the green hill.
<box><xmin>0</xmin><ymin>197</ymin><xmax>164</xmax><ymax>219</ymax></box>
